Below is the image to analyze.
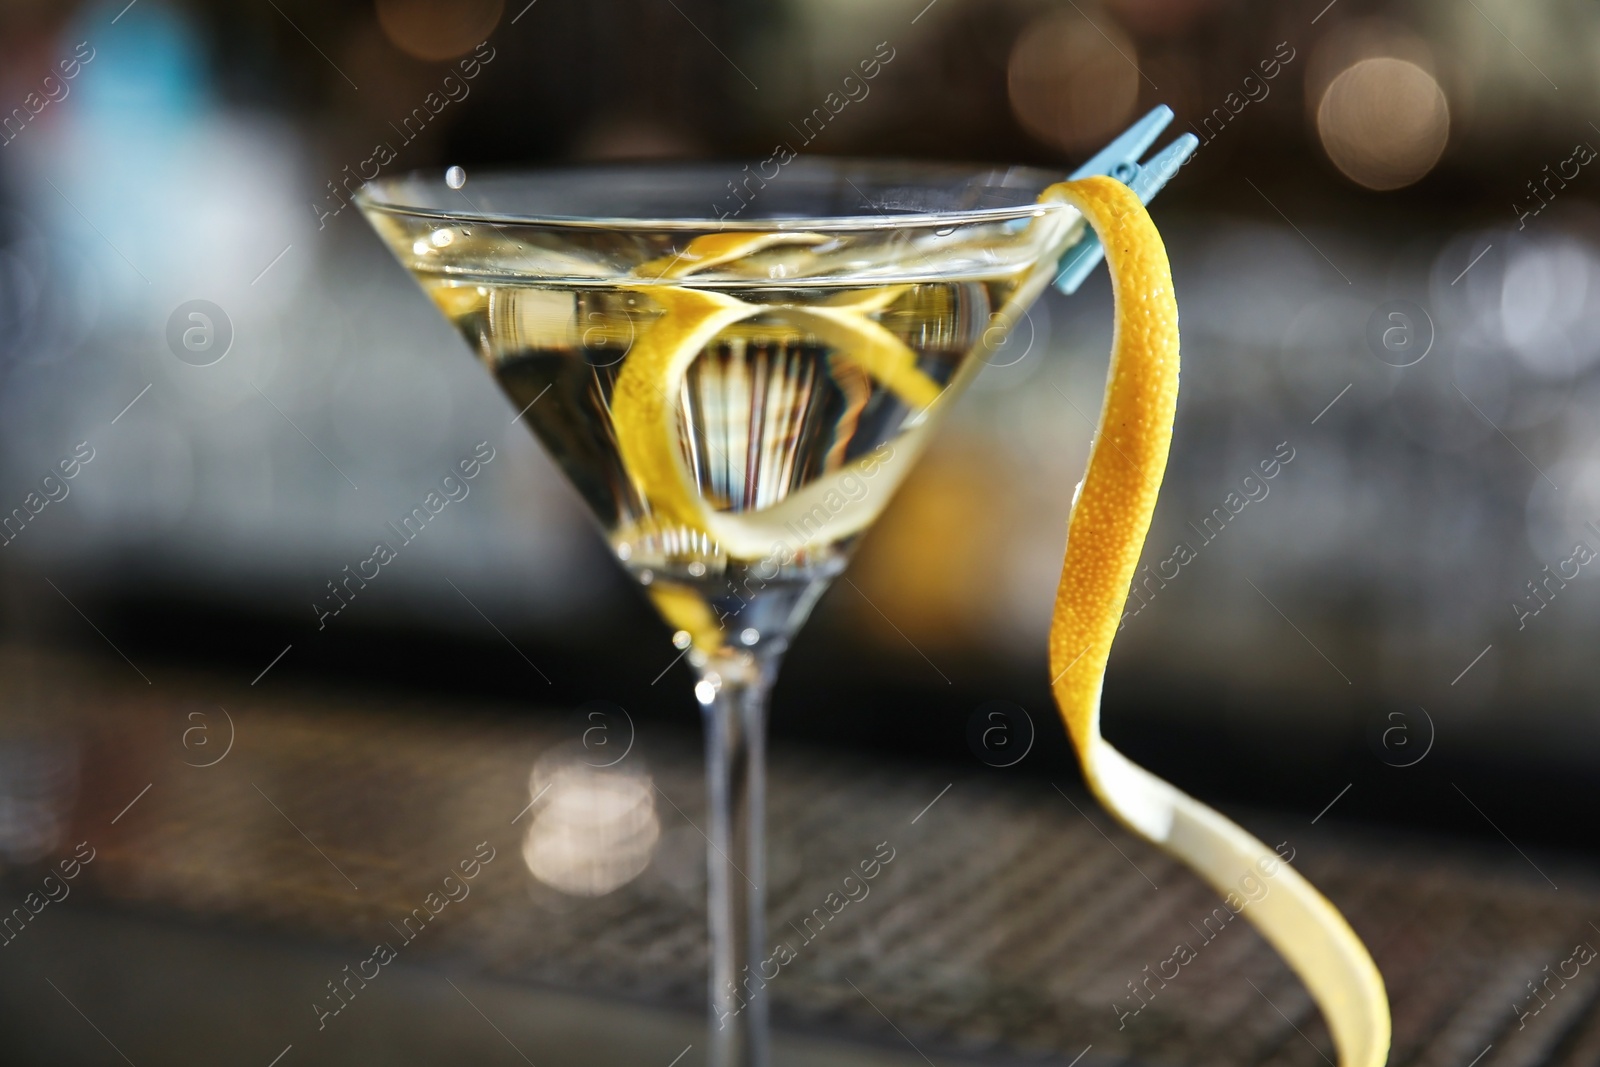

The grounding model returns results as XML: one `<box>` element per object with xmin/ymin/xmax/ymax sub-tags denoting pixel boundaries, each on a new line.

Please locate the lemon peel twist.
<box><xmin>606</xmin><ymin>193</ymin><xmax>1389</xmax><ymax>1064</ymax></box>
<box><xmin>1045</xmin><ymin>175</ymin><xmax>1390</xmax><ymax>1067</ymax></box>
<box><xmin>610</xmin><ymin>233</ymin><xmax>943</xmax><ymax>561</ymax></box>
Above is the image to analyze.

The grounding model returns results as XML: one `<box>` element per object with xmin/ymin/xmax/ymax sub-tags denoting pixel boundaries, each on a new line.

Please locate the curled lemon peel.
<box><xmin>647</xmin><ymin>580</ymin><xmax>723</xmax><ymax>651</ymax></box>
<box><xmin>1045</xmin><ymin>176</ymin><xmax>1390</xmax><ymax>1067</ymax></box>
<box><xmin>607</xmin><ymin>195</ymin><xmax>1390</xmax><ymax>1066</ymax></box>
<box><xmin>636</xmin><ymin>231</ymin><xmax>830</xmax><ymax>280</ymax></box>
<box><xmin>610</xmin><ymin>233</ymin><xmax>944</xmax><ymax>561</ymax></box>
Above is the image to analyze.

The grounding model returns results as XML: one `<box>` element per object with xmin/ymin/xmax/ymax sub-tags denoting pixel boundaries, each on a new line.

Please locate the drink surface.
<box><xmin>425</xmin><ymin>274</ymin><xmax>1021</xmax><ymax>651</ymax></box>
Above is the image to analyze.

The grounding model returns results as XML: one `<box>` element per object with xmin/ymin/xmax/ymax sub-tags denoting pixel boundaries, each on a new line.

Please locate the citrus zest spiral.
<box><xmin>606</xmin><ymin>194</ymin><xmax>1391</xmax><ymax>1065</ymax></box>
<box><xmin>610</xmin><ymin>232</ymin><xmax>942</xmax><ymax>561</ymax></box>
<box><xmin>1045</xmin><ymin>175</ymin><xmax>1390</xmax><ymax>1067</ymax></box>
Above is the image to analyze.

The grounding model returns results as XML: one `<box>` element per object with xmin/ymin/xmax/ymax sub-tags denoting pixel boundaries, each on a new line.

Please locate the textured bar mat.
<box><xmin>0</xmin><ymin>645</ymin><xmax>1594</xmax><ymax>1066</ymax></box>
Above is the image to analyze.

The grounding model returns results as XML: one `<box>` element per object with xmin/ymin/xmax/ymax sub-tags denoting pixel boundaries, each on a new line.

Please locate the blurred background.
<box><xmin>2</xmin><ymin>1</ymin><xmax>1600</xmax><ymax>1064</ymax></box>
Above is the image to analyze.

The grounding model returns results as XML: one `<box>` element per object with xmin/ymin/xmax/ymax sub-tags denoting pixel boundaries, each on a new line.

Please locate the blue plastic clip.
<box><xmin>1052</xmin><ymin>105</ymin><xmax>1200</xmax><ymax>295</ymax></box>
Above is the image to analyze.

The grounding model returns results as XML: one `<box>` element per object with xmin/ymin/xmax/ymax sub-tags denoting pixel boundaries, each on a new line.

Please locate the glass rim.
<box><xmin>354</xmin><ymin>159</ymin><xmax>1074</xmax><ymax>232</ymax></box>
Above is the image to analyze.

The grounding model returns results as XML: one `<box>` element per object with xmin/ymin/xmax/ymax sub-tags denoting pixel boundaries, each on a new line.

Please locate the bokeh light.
<box><xmin>375</xmin><ymin>0</ymin><xmax>504</xmax><ymax>62</ymax></box>
<box><xmin>0</xmin><ymin>740</ymin><xmax>76</xmax><ymax>864</ymax></box>
<box><xmin>522</xmin><ymin>748</ymin><xmax>660</xmax><ymax>898</ymax></box>
<box><xmin>1302</xmin><ymin>16</ymin><xmax>1439</xmax><ymax>124</ymax></box>
<box><xmin>1007</xmin><ymin>11</ymin><xmax>1141</xmax><ymax>153</ymax></box>
<box><xmin>1316</xmin><ymin>57</ymin><xmax>1449</xmax><ymax>190</ymax></box>
<box><xmin>1500</xmin><ymin>237</ymin><xmax>1600</xmax><ymax>378</ymax></box>
<box><xmin>1105</xmin><ymin>0</ymin><xmax>1226</xmax><ymax>36</ymax></box>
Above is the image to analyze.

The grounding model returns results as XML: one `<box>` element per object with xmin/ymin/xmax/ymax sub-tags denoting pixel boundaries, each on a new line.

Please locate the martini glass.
<box><xmin>356</xmin><ymin>121</ymin><xmax>1190</xmax><ymax>1067</ymax></box>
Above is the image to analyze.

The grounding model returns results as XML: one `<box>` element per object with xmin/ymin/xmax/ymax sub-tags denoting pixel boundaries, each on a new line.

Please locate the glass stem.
<box><xmin>698</xmin><ymin>647</ymin><xmax>778</xmax><ymax>1067</ymax></box>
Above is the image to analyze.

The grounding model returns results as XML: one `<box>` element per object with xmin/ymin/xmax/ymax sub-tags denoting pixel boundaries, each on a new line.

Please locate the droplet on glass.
<box><xmin>616</xmin><ymin>542</ymin><xmax>633</xmax><ymax>561</ymax></box>
<box><xmin>445</xmin><ymin>165</ymin><xmax>467</xmax><ymax>190</ymax></box>
<box><xmin>687</xmin><ymin>561</ymin><xmax>707</xmax><ymax>577</ymax></box>
<box><xmin>672</xmin><ymin>630</ymin><xmax>692</xmax><ymax>649</ymax></box>
<box><xmin>740</xmin><ymin>628</ymin><xmax>760</xmax><ymax>646</ymax></box>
